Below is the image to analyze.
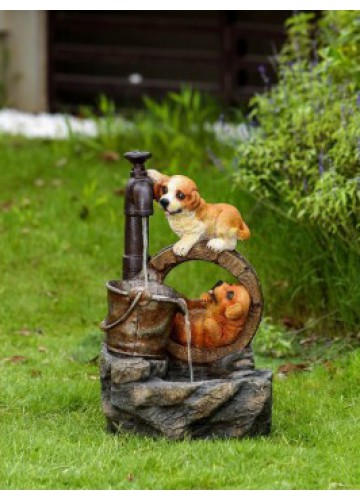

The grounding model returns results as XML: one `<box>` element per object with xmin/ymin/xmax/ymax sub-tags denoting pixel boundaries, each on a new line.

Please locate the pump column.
<box><xmin>122</xmin><ymin>151</ymin><xmax>154</xmax><ymax>281</ymax></box>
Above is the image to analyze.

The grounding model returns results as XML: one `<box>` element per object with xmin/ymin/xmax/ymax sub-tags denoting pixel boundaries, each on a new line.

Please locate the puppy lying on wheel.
<box><xmin>148</xmin><ymin>170</ymin><xmax>250</xmax><ymax>256</ymax></box>
<box><xmin>172</xmin><ymin>281</ymin><xmax>251</xmax><ymax>348</ymax></box>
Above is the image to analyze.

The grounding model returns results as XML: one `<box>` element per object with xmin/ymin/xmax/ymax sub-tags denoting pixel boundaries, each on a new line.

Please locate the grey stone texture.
<box><xmin>100</xmin><ymin>345</ymin><xmax>272</xmax><ymax>440</ymax></box>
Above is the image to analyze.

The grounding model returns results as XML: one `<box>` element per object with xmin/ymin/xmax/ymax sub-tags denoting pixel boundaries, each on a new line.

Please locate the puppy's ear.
<box><xmin>225</xmin><ymin>303</ymin><xmax>243</xmax><ymax>320</ymax></box>
<box><xmin>188</xmin><ymin>189</ymin><xmax>200</xmax><ymax>210</ymax></box>
<box><xmin>147</xmin><ymin>169</ymin><xmax>169</xmax><ymax>184</ymax></box>
<box><xmin>212</xmin><ymin>280</ymin><xmax>224</xmax><ymax>289</ymax></box>
<box><xmin>147</xmin><ymin>169</ymin><xmax>169</xmax><ymax>201</ymax></box>
<box><xmin>153</xmin><ymin>183</ymin><xmax>164</xmax><ymax>201</ymax></box>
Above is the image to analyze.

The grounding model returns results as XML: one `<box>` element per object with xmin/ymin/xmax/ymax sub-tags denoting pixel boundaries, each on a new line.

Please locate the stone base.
<box><xmin>100</xmin><ymin>345</ymin><xmax>272</xmax><ymax>440</ymax></box>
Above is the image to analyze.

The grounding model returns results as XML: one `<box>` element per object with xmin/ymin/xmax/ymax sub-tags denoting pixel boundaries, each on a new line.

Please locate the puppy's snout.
<box><xmin>159</xmin><ymin>198</ymin><xmax>169</xmax><ymax>209</ymax></box>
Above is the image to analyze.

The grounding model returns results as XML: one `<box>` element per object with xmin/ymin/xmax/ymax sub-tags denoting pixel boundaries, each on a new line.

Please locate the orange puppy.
<box><xmin>147</xmin><ymin>170</ymin><xmax>250</xmax><ymax>256</ymax></box>
<box><xmin>172</xmin><ymin>281</ymin><xmax>251</xmax><ymax>348</ymax></box>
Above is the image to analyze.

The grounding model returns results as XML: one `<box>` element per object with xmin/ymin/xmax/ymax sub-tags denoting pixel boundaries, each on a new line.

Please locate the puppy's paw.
<box><xmin>207</xmin><ymin>238</ymin><xmax>236</xmax><ymax>252</ymax></box>
<box><xmin>173</xmin><ymin>241</ymin><xmax>192</xmax><ymax>256</ymax></box>
<box><xmin>207</xmin><ymin>238</ymin><xmax>227</xmax><ymax>252</ymax></box>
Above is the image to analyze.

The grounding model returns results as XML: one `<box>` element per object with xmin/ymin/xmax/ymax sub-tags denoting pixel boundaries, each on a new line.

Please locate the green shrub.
<box><xmin>234</xmin><ymin>10</ymin><xmax>360</xmax><ymax>251</ymax></box>
<box><xmin>253</xmin><ymin>317</ymin><xmax>297</xmax><ymax>358</ymax></box>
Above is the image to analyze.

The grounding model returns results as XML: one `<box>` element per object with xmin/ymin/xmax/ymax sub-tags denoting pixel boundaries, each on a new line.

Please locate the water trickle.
<box><xmin>141</xmin><ymin>217</ymin><xmax>149</xmax><ymax>289</ymax></box>
<box><xmin>177</xmin><ymin>298</ymin><xmax>194</xmax><ymax>383</ymax></box>
<box><xmin>183</xmin><ymin>307</ymin><xmax>194</xmax><ymax>383</ymax></box>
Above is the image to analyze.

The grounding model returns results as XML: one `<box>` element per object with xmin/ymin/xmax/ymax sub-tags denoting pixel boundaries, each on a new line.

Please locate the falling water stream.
<box><xmin>179</xmin><ymin>300</ymin><xmax>194</xmax><ymax>383</ymax></box>
<box><xmin>141</xmin><ymin>216</ymin><xmax>194</xmax><ymax>382</ymax></box>
<box><xmin>141</xmin><ymin>217</ymin><xmax>149</xmax><ymax>289</ymax></box>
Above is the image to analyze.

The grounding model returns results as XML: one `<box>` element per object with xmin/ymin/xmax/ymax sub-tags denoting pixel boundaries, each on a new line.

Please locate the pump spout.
<box><xmin>122</xmin><ymin>151</ymin><xmax>154</xmax><ymax>280</ymax></box>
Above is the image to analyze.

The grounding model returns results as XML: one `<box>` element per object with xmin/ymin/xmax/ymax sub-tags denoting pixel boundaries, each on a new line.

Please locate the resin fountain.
<box><xmin>99</xmin><ymin>151</ymin><xmax>272</xmax><ymax>439</ymax></box>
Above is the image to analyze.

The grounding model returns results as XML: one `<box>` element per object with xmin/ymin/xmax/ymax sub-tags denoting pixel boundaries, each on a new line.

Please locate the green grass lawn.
<box><xmin>0</xmin><ymin>138</ymin><xmax>359</xmax><ymax>489</ymax></box>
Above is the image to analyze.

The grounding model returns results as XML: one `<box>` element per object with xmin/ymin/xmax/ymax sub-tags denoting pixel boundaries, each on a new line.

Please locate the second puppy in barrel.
<box><xmin>172</xmin><ymin>281</ymin><xmax>251</xmax><ymax>349</ymax></box>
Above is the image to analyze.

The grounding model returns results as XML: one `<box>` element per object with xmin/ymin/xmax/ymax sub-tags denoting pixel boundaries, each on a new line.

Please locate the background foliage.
<box><xmin>229</xmin><ymin>10</ymin><xmax>360</xmax><ymax>337</ymax></box>
<box><xmin>235</xmin><ymin>10</ymin><xmax>360</xmax><ymax>250</ymax></box>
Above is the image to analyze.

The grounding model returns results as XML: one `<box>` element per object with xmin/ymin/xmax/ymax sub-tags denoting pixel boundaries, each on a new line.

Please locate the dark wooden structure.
<box><xmin>47</xmin><ymin>11</ymin><xmax>290</xmax><ymax>111</ymax></box>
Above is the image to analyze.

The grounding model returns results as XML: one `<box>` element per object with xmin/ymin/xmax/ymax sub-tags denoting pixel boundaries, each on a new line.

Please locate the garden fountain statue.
<box><xmin>99</xmin><ymin>151</ymin><xmax>272</xmax><ymax>439</ymax></box>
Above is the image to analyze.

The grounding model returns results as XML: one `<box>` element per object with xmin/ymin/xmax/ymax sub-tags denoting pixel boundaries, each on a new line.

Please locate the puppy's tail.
<box><xmin>237</xmin><ymin>220</ymin><xmax>251</xmax><ymax>240</ymax></box>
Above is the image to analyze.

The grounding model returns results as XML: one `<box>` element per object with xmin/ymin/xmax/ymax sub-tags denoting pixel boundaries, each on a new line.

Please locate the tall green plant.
<box><xmin>136</xmin><ymin>86</ymin><xmax>222</xmax><ymax>172</ymax></box>
<box><xmin>65</xmin><ymin>88</ymin><xmax>226</xmax><ymax>173</ymax></box>
<box><xmin>234</xmin><ymin>11</ymin><xmax>360</xmax><ymax>251</ymax></box>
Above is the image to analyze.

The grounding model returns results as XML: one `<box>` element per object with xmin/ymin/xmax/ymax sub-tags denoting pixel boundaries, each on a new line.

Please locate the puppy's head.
<box><xmin>200</xmin><ymin>281</ymin><xmax>251</xmax><ymax>321</ymax></box>
<box><xmin>147</xmin><ymin>169</ymin><xmax>200</xmax><ymax>215</ymax></box>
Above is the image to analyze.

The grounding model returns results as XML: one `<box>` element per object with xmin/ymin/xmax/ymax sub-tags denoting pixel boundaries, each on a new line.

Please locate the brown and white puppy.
<box><xmin>172</xmin><ymin>281</ymin><xmax>251</xmax><ymax>348</ymax></box>
<box><xmin>147</xmin><ymin>169</ymin><xmax>250</xmax><ymax>256</ymax></box>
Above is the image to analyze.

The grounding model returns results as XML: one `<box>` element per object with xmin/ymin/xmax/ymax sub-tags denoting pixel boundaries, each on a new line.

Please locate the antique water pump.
<box><xmin>101</xmin><ymin>151</ymin><xmax>183</xmax><ymax>358</ymax></box>
<box><xmin>122</xmin><ymin>151</ymin><xmax>153</xmax><ymax>280</ymax></box>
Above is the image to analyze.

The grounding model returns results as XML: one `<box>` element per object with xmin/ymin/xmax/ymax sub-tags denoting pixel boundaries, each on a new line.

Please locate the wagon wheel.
<box><xmin>148</xmin><ymin>241</ymin><xmax>263</xmax><ymax>364</ymax></box>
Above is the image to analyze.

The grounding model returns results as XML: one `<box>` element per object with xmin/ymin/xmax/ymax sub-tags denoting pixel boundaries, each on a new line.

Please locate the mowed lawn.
<box><xmin>0</xmin><ymin>138</ymin><xmax>359</xmax><ymax>489</ymax></box>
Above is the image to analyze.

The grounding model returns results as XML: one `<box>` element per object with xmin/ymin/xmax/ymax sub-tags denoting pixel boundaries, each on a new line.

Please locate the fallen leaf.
<box><xmin>277</xmin><ymin>362</ymin><xmax>311</xmax><ymax>375</ymax></box>
<box><xmin>281</xmin><ymin>316</ymin><xmax>303</xmax><ymax>330</ymax></box>
<box><xmin>89</xmin><ymin>375</ymin><xmax>99</xmax><ymax>380</ymax></box>
<box><xmin>17</xmin><ymin>329</ymin><xmax>31</xmax><ymax>336</ymax></box>
<box><xmin>127</xmin><ymin>473</ymin><xmax>134</xmax><ymax>482</ymax></box>
<box><xmin>113</xmin><ymin>187</ymin><xmax>125</xmax><ymax>196</ymax></box>
<box><xmin>2</xmin><ymin>355</ymin><xmax>28</xmax><ymax>364</ymax></box>
<box><xmin>101</xmin><ymin>150</ymin><xmax>120</xmax><ymax>162</ymax></box>
<box><xmin>38</xmin><ymin>346</ymin><xmax>47</xmax><ymax>353</ymax></box>
<box><xmin>30</xmin><ymin>369</ymin><xmax>42</xmax><ymax>378</ymax></box>
<box><xmin>1</xmin><ymin>200</ymin><xmax>14</xmax><ymax>212</ymax></box>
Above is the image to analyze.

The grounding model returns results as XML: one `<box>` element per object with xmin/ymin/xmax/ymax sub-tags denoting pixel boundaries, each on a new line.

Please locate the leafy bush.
<box><xmin>234</xmin><ymin>11</ymin><xmax>360</xmax><ymax>251</ymax></box>
<box><xmin>253</xmin><ymin>318</ymin><xmax>297</xmax><ymax>358</ymax></box>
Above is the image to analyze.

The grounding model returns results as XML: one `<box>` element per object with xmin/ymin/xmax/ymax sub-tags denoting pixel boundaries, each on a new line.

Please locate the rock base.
<box><xmin>100</xmin><ymin>345</ymin><xmax>272</xmax><ymax>440</ymax></box>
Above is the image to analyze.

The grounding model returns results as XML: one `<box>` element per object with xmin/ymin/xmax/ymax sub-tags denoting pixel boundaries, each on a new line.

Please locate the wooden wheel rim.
<box><xmin>148</xmin><ymin>242</ymin><xmax>263</xmax><ymax>364</ymax></box>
